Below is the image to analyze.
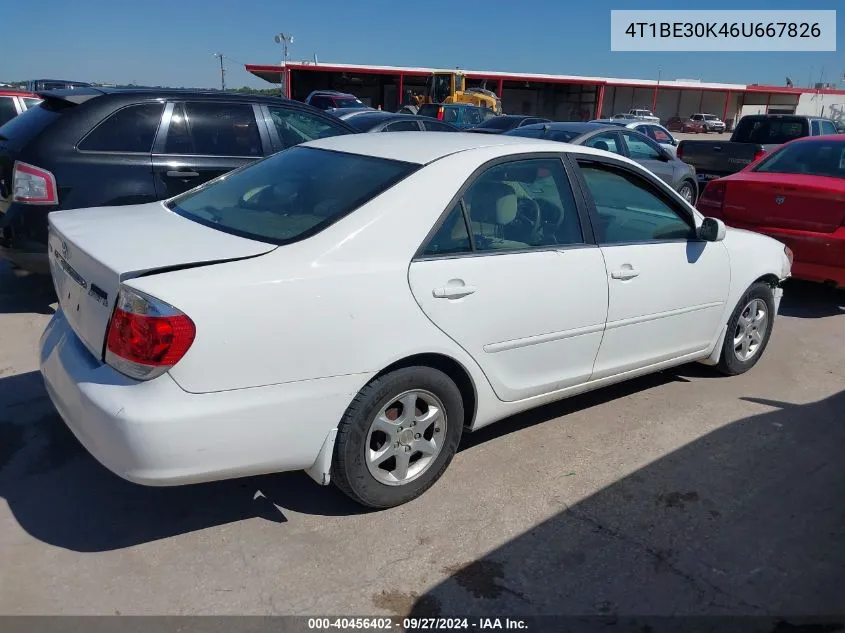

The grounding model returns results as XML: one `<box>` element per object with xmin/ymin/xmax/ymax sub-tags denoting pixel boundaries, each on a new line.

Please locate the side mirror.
<box><xmin>699</xmin><ymin>217</ymin><xmax>726</xmax><ymax>242</ymax></box>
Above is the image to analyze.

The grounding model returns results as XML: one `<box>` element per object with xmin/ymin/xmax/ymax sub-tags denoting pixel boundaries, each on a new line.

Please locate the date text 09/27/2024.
<box><xmin>307</xmin><ymin>617</ymin><xmax>529</xmax><ymax>630</ymax></box>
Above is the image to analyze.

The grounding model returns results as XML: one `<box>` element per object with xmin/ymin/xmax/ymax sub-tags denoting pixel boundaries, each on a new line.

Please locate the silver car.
<box><xmin>592</xmin><ymin>119</ymin><xmax>680</xmax><ymax>156</ymax></box>
<box><xmin>505</xmin><ymin>122</ymin><xmax>698</xmax><ymax>203</ymax></box>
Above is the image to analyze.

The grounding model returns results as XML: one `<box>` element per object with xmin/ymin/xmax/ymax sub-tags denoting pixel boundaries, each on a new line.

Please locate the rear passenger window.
<box><xmin>584</xmin><ymin>132</ymin><xmax>622</xmax><ymax>155</ymax></box>
<box><xmin>78</xmin><ymin>103</ymin><xmax>164</xmax><ymax>153</ymax></box>
<box><xmin>821</xmin><ymin>121</ymin><xmax>837</xmax><ymax>135</ymax></box>
<box><xmin>0</xmin><ymin>97</ymin><xmax>19</xmax><ymax>126</ymax></box>
<box><xmin>423</xmin><ymin>204</ymin><xmax>472</xmax><ymax>256</ymax></box>
<box><xmin>811</xmin><ymin>121</ymin><xmax>821</xmax><ymax>135</ymax></box>
<box><xmin>165</xmin><ymin>102</ymin><xmax>261</xmax><ymax>157</ymax></box>
<box><xmin>462</xmin><ymin>158</ymin><xmax>583</xmax><ymax>251</ymax></box>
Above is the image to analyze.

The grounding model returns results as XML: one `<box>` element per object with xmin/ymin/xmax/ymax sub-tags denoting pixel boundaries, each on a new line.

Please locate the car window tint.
<box><xmin>622</xmin><ymin>132</ymin><xmax>662</xmax><ymax>160</ymax></box>
<box><xmin>651</xmin><ymin>126</ymin><xmax>672</xmax><ymax>143</ymax></box>
<box><xmin>462</xmin><ymin>158</ymin><xmax>584</xmax><ymax>251</ymax></box>
<box><xmin>422</xmin><ymin>204</ymin><xmax>472</xmax><ymax>256</ymax></box>
<box><xmin>267</xmin><ymin>105</ymin><xmax>348</xmax><ymax>148</ymax></box>
<box><xmin>579</xmin><ymin>163</ymin><xmax>695</xmax><ymax>244</ymax></box>
<box><xmin>423</xmin><ymin>120</ymin><xmax>457</xmax><ymax>132</ymax></box>
<box><xmin>173</xmin><ymin>102</ymin><xmax>262</xmax><ymax>157</ymax></box>
<box><xmin>168</xmin><ymin>147</ymin><xmax>417</xmax><ymax>245</ymax></box>
<box><xmin>78</xmin><ymin>103</ymin><xmax>164</xmax><ymax>153</ymax></box>
<box><xmin>0</xmin><ymin>97</ymin><xmax>18</xmax><ymax>126</ymax></box>
<box><xmin>384</xmin><ymin>120</ymin><xmax>420</xmax><ymax>132</ymax></box>
<box><xmin>821</xmin><ymin>121</ymin><xmax>837</xmax><ymax>135</ymax></box>
<box><xmin>584</xmin><ymin>132</ymin><xmax>622</xmax><ymax>155</ymax></box>
<box><xmin>22</xmin><ymin>98</ymin><xmax>42</xmax><ymax>109</ymax></box>
<box><xmin>753</xmin><ymin>141</ymin><xmax>845</xmax><ymax>179</ymax></box>
<box><xmin>463</xmin><ymin>108</ymin><xmax>482</xmax><ymax>126</ymax></box>
<box><xmin>811</xmin><ymin>120</ymin><xmax>821</xmax><ymax>135</ymax></box>
<box><xmin>442</xmin><ymin>108</ymin><xmax>459</xmax><ymax>124</ymax></box>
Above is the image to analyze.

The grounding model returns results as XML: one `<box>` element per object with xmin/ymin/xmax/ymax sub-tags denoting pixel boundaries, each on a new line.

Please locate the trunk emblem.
<box><xmin>775</xmin><ymin>195</ymin><xmax>786</xmax><ymax>205</ymax></box>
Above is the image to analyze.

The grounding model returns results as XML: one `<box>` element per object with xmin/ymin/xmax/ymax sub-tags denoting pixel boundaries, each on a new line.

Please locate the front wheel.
<box><xmin>331</xmin><ymin>366</ymin><xmax>464</xmax><ymax>508</ymax></box>
<box><xmin>717</xmin><ymin>282</ymin><xmax>776</xmax><ymax>376</ymax></box>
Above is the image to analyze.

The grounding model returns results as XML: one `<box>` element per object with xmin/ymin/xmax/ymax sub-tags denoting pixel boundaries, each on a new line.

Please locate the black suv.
<box><xmin>0</xmin><ymin>87</ymin><xmax>357</xmax><ymax>273</ymax></box>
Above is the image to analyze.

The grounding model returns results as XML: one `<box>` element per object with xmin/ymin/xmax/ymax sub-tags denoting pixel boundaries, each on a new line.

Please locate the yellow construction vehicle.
<box><xmin>411</xmin><ymin>71</ymin><xmax>502</xmax><ymax>115</ymax></box>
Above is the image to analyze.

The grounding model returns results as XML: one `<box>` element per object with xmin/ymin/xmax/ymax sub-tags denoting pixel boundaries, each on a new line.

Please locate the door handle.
<box><xmin>166</xmin><ymin>169</ymin><xmax>200</xmax><ymax>178</ymax></box>
<box><xmin>611</xmin><ymin>266</ymin><xmax>640</xmax><ymax>280</ymax></box>
<box><xmin>433</xmin><ymin>285</ymin><xmax>476</xmax><ymax>299</ymax></box>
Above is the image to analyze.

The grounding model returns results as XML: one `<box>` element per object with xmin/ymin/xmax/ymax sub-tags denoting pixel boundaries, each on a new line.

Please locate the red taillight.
<box><xmin>697</xmin><ymin>180</ymin><xmax>726</xmax><ymax>215</ymax></box>
<box><xmin>676</xmin><ymin>144</ymin><xmax>684</xmax><ymax>160</ymax></box>
<box><xmin>437</xmin><ymin>107</ymin><xmax>444</xmax><ymax>121</ymax></box>
<box><xmin>12</xmin><ymin>161</ymin><xmax>58</xmax><ymax>205</ymax></box>
<box><xmin>105</xmin><ymin>287</ymin><xmax>195</xmax><ymax>380</ymax></box>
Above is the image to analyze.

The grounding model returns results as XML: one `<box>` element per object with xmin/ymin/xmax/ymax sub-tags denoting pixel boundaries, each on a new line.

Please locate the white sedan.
<box><xmin>40</xmin><ymin>133</ymin><xmax>792</xmax><ymax>508</ymax></box>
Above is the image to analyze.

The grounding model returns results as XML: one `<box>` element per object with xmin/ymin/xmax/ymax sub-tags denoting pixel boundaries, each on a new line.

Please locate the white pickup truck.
<box><xmin>624</xmin><ymin>108</ymin><xmax>661</xmax><ymax>123</ymax></box>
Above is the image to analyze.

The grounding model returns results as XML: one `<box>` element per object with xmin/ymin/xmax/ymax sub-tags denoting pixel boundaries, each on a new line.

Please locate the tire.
<box><xmin>717</xmin><ymin>282</ymin><xmax>776</xmax><ymax>376</ymax></box>
<box><xmin>677</xmin><ymin>180</ymin><xmax>697</xmax><ymax>205</ymax></box>
<box><xmin>331</xmin><ymin>366</ymin><xmax>464</xmax><ymax>508</ymax></box>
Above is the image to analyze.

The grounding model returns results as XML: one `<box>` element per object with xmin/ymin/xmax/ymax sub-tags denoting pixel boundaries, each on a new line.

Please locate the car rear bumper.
<box><xmin>40</xmin><ymin>310</ymin><xmax>370</xmax><ymax>486</ymax></box>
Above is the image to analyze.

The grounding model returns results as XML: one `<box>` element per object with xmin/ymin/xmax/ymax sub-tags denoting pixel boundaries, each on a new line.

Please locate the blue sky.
<box><xmin>2</xmin><ymin>0</ymin><xmax>842</xmax><ymax>89</ymax></box>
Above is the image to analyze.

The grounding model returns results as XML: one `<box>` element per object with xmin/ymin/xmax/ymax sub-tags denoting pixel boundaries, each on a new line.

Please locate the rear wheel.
<box><xmin>331</xmin><ymin>366</ymin><xmax>464</xmax><ymax>508</ymax></box>
<box><xmin>717</xmin><ymin>283</ymin><xmax>776</xmax><ymax>376</ymax></box>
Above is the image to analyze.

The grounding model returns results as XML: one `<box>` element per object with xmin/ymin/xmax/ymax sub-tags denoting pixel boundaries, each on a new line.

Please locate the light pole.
<box><xmin>274</xmin><ymin>32</ymin><xmax>294</xmax><ymax>98</ymax></box>
<box><xmin>213</xmin><ymin>53</ymin><xmax>226</xmax><ymax>91</ymax></box>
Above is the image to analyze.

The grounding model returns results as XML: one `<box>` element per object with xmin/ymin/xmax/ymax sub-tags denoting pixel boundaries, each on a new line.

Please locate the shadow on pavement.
<box><xmin>0</xmin><ymin>264</ymin><xmax>56</xmax><ymax>316</ymax></box>
<box><xmin>777</xmin><ymin>279</ymin><xmax>843</xmax><ymax>319</ymax></box>
<box><xmin>410</xmin><ymin>390</ymin><xmax>845</xmax><ymax>619</ymax></box>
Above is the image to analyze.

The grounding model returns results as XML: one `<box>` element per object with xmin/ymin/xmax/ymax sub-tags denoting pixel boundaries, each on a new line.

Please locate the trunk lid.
<box><xmin>722</xmin><ymin>172</ymin><xmax>845</xmax><ymax>233</ymax></box>
<box><xmin>48</xmin><ymin>201</ymin><xmax>276</xmax><ymax>360</ymax></box>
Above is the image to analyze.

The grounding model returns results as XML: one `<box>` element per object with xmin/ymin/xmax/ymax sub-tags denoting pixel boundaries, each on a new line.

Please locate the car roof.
<box><xmin>310</xmin><ymin>90</ymin><xmax>356</xmax><ymax>97</ymax></box>
<box><xmin>519</xmin><ymin>121</ymin><xmax>613</xmax><ymax>134</ymax></box>
<box><xmin>304</xmin><ymin>131</ymin><xmax>638</xmax><ymax>166</ymax></box>
<box><xmin>35</xmin><ymin>86</ymin><xmax>299</xmax><ymax>105</ymax></box>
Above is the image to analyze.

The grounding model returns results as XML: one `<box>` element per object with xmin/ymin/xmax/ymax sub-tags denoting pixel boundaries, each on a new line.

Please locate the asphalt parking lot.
<box><xmin>1</xmin><ymin>245</ymin><xmax>844</xmax><ymax>616</ymax></box>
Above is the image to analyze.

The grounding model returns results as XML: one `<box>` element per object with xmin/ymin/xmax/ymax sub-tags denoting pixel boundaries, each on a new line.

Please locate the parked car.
<box><xmin>667</xmin><ymin>116</ymin><xmax>706</xmax><ymax>134</ymax></box>
<box><xmin>677</xmin><ymin>114</ymin><xmax>838</xmax><ymax>187</ymax></box>
<box><xmin>339</xmin><ymin>111</ymin><xmax>459</xmax><ymax>133</ymax></box>
<box><xmin>0</xmin><ymin>87</ymin><xmax>356</xmax><ymax>273</ymax></box>
<box><xmin>690</xmin><ymin>113</ymin><xmax>726</xmax><ymax>133</ymax></box>
<box><xmin>591</xmin><ymin>119</ymin><xmax>680</xmax><ymax>155</ymax></box>
<box><xmin>325</xmin><ymin>106</ymin><xmax>376</xmax><ymax>119</ymax></box>
<box><xmin>697</xmin><ymin>135</ymin><xmax>844</xmax><ymax>288</ymax></box>
<box><xmin>506</xmin><ymin>122</ymin><xmax>698</xmax><ymax>202</ymax></box>
<box><xmin>467</xmin><ymin>115</ymin><xmax>551</xmax><ymax>135</ymax></box>
<box><xmin>625</xmin><ymin>109</ymin><xmax>661</xmax><ymax>124</ymax></box>
<box><xmin>416</xmin><ymin>103</ymin><xmax>496</xmax><ymax>129</ymax></box>
<box><xmin>25</xmin><ymin>79</ymin><xmax>91</xmax><ymax>92</ymax></box>
<box><xmin>40</xmin><ymin>132</ymin><xmax>790</xmax><ymax>508</ymax></box>
<box><xmin>0</xmin><ymin>89</ymin><xmax>41</xmax><ymax>126</ymax></box>
<box><xmin>304</xmin><ymin>90</ymin><xmax>369</xmax><ymax>112</ymax></box>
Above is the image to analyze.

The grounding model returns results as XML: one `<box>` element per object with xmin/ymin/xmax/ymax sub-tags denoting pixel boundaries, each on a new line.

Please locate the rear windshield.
<box><xmin>417</xmin><ymin>104</ymin><xmax>441</xmax><ymax>118</ymax></box>
<box><xmin>475</xmin><ymin>117</ymin><xmax>519</xmax><ymax>130</ymax></box>
<box><xmin>167</xmin><ymin>147</ymin><xmax>418</xmax><ymax>245</ymax></box>
<box><xmin>753</xmin><ymin>140</ymin><xmax>845</xmax><ymax>179</ymax></box>
<box><xmin>733</xmin><ymin>118</ymin><xmax>809</xmax><ymax>144</ymax></box>
<box><xmin>0</xmin><ymin>100</ymin><xmax>68</xmax><ymax>150</ymax></box>
<box><xmin>333</xmin><ymin>98</ymin><xmax>363</xmax><ymax>108</ymax></box>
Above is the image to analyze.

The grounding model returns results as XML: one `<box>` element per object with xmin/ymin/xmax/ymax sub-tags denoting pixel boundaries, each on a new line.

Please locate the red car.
<box><xmin>697</xmin><ymin>135</ymin><xmax>845</xmax><ymax>287</ymax></box>
<box><xmin>667</xmin><ymin>116</ymin><xmax>705</xmax><ymax>133</ymax></box>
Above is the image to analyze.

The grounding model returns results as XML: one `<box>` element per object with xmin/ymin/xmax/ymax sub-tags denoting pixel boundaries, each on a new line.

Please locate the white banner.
<box><xmin>611</xmin><ymin>10</ymin><xmax>836</xmax><ymax>52</ymax></box>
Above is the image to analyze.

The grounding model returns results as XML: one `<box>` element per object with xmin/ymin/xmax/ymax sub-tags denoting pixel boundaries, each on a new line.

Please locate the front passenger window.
<box><xmin>578</xmin><ymin>163</ymin><xmax>696</xmax><ymax>244</ymax></box>
<box><xmin>622</xmin><ymin>132</ymin><xmax>662</xmax><ymax>160</ymax></box>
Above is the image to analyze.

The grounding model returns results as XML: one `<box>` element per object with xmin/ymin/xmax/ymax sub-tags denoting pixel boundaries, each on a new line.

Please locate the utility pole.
<box><xmin>274</xmin><ymin>33</ymin><xmax>294</xmax><ymax>98</ymax></box>
<box><xmin>213</xmin><ymin>53</ymin><xmax>226</xmax><ymax>91</ymax></box>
